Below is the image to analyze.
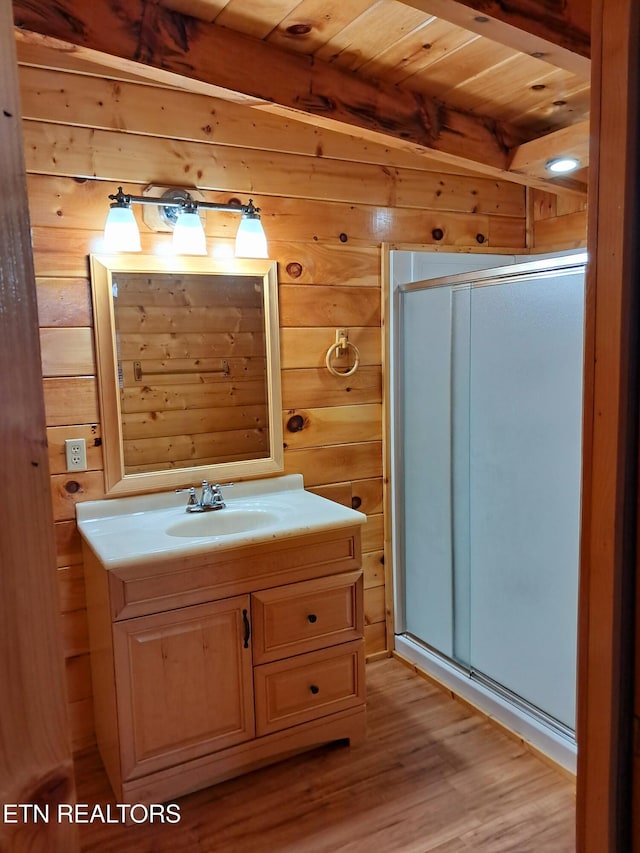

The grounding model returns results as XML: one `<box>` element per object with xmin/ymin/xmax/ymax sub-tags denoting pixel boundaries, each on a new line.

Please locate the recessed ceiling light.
<box><xmin>546</xmin><ymin>157</ymin><xmax>581</xmax><ymax>174</ymax></box>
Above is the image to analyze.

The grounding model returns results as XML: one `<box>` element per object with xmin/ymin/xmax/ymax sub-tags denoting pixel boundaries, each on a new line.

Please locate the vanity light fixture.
<box><xmin>546</xmin><ymin>157</ymin><xmax>581</xmax><ymax>174</ymax></box>
<box><xmin>103</xmin><ymin>193</ymin><xmax>142</xmax><ymax>253</ymax></box>
<box><xmin>103</xmin><ymin>187</ymin><xmax>268</xmax><ymax>258</ymax></box>
<box><xmin>235</xmin><ymin>206</ymin><xmax>269</xmax><ymax>259</ymax></box>
<box><xmin>172</xmin><ymin>202</ymin><xmax>208</xmax><ymax>256</ymax></box>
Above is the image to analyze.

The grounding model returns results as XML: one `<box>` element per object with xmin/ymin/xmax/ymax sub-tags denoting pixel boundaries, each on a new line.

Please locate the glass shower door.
<box><xmin>397</xmin><ymin>259</ymin><xmax>584</xmax><ymax>731</ymax></box>
<box><xmin>399</xmin><ymin>285</ymin><xmax>458</xmax><ymax>660</ymax></box>
<box><xmin>466</xmin><ymin>269</ymin><xmax>584</xmax><ymax>728</ymax></box>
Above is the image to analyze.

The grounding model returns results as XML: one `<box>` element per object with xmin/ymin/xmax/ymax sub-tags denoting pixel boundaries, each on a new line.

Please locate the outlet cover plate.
<box><xmin>65</xmin><ymin>438</ymin><xmax>87</xmax><ymax>472</ymax></box>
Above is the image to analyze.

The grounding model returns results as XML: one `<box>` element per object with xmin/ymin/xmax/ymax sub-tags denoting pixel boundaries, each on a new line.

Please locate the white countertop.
<box><xmin>76</xmin><ymin>474</ymin><xmax>367</xmax><ymax>570</ymax></box>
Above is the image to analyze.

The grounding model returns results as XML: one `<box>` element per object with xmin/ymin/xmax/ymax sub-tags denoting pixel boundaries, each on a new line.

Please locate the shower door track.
<box><xmin>395</xmin><ymin>632</ymin><xmax>577</xmax><ymax>773</ymax></box>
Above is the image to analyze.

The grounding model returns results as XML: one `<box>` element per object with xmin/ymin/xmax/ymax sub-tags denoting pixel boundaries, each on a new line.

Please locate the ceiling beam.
<box><xmin>12</xmin><ymin>0</ymin><xmax>585</xmax><ymax>195</ymax></box>
<box><xmin>395</xmin><ymin>0</ymin><xmax>590</xmax><ymax>78</ymax></box>
<box><xmin>509</xmin><ymin>118</ymin><xmax>590</xmax><ymax>182</ymax></box>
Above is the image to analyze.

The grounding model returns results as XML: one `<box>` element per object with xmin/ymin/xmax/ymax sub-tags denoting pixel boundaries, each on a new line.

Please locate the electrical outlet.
<box><xmin>65</xmin><ymin>438</ymin><xmax>87</xmax><ymax>472</ymax></box>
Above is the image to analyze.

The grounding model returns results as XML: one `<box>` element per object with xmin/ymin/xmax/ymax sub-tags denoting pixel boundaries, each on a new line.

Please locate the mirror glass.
<box><xmin>90</xmin><ymin>254</ymin><xmax>283</xmax><ymax>495</ymax></box>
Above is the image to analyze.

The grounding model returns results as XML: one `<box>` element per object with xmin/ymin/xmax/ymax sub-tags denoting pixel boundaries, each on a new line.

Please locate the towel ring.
<box><xmin>325</xmin><ymin>330</ymin><xmax>360</xmax><ymax>377</ymax></box>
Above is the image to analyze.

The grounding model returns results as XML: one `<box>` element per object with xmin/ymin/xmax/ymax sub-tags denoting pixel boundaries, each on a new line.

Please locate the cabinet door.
<box><xmin>113</xmin><ymin>595</ymin><xmax>254</xmax><ymax>781</ymax></box>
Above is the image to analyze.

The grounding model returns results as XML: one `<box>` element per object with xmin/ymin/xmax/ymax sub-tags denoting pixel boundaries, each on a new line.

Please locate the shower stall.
<box><xmin>391</xmin><ymin>253</ymin><xmax>586</xmax><ymax>770</ymax></box>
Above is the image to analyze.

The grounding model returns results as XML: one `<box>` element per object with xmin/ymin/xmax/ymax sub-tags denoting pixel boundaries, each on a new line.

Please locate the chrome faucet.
<box><xmin>176</xmin><ymin>481</ymin><xmax>227</xmax><ymax>512</ymax></box>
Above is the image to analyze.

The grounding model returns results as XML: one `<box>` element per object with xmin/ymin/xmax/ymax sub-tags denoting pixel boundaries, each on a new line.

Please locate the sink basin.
<box><xmin>166</xmin><ymin>508</ymin><xmax>279</xmax><ymax>538</ymax></box>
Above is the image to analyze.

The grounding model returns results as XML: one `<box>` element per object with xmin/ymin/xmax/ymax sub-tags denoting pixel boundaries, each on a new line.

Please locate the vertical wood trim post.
<box><xmin>0</xmin><ymin>4</ymin><xmax>78</xmax><ymax>851</ymax></box>
<box><xmin>577</xmin><ymin>0</ymin><xmax>640</xmax><ymax>849</ymax></box>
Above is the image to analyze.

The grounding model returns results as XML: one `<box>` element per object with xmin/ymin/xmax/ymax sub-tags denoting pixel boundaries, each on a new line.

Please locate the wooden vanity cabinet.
<box><xmin>83</xmin><ymin>525</ymin><xmax>365</xmax><ymax>804</ymax></box>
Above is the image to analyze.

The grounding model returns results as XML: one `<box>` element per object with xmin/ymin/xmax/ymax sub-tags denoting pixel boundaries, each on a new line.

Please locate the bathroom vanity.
<box><xmin>77</xmin><ymin>475</ymin><xmax>367</xmax><ymax>804</ymax></box>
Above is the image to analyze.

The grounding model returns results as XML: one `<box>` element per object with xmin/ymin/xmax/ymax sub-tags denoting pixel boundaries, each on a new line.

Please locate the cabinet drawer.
<box><xmin>251</xmin><ymin>571</ymin><xmax>363</xmax><ymax>664</ymax></box>
<box><xmin>105</xmin><ymin>529</ymin><xmax>361</xmax><ymax>621</ymax></box>
<box><xmin>254</xmin><ymin>641</ymin><xmax>365</xmax><ymax>736</ymax></box>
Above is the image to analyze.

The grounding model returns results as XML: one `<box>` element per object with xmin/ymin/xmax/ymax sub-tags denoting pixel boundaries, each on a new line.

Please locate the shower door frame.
<box><xmin>390</xmin><ymin>252</ymin><xmax>587</xmax><ymax>769</ymax></box>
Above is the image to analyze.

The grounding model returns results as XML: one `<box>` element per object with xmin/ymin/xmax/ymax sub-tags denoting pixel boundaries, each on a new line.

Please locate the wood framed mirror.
<box><xmin>90</xmin><ymin>254</ymin><xmax>283</xmax><ymax>495</ymax></box>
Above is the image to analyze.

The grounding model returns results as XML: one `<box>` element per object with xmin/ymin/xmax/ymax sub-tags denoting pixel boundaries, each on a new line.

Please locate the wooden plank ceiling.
<box><xmin>12</xmin><ymin>0</ymin><xmax>590</xmax><ymax>194</ymax></box>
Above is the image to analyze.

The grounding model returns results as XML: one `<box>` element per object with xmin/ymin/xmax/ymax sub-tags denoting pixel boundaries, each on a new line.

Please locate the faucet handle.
<box><xmin>176</xmin><ymin>486</ymin><xmax>198</xmax><ymax>507</ymax></box>
<box><xmin>212</xmin><ymin>482</ymin><xmax>234</xmax><ymax>497</ymax></box>
<box><xmin>207</xmin><ymin>482</ymin><xmax>233</xmax><ymax>507</ymax></box>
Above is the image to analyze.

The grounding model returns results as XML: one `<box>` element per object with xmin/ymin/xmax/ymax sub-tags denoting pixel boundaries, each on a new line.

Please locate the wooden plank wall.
<box><xmin>18</xmin><ymin>59</ymin><xmax>541</xmax><ymax>753</ymax></box>
<box><xmin>531</xmin><ymin>188</ymin><xmax>588</xmax><ymax>250</ymax></box>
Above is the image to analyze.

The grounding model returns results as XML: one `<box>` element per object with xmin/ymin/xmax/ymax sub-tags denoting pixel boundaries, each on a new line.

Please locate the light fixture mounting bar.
<box><xmin>107</xmin><ymin>187</ymin><xmax>260</xmax><ymax>216</ymax></box>
<box><xmin>104</xmin><ymin>185</ymin><xmax>268</xmax><ymax>258</ymax></box>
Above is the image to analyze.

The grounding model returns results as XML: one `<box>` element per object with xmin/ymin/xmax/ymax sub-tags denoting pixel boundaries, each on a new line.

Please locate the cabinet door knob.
<box><xmin>307</xmin><ymin>613</ymin><xmax>318</xmax><ymax>624</ymax></box>
<box><xmin>309</xmin><ymin>684</ymin><xmax>320</xmax><ymax>695</ymax></box>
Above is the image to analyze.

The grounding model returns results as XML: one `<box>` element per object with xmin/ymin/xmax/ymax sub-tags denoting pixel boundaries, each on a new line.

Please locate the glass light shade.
<box><xmin>103</xmin><ymin>205</ymin><xmax>141</xmax><ymax>252</ymax></box>
<box><xmin>172</xmin><ymin>210</ymin><xmax>207</xmax><ymax>255</ymax></box>
<box><xmin>235</xmin><ymin>215</ymin><xmax>268</xmax><ymax>258</ymax></box>
<box><xmin>546</xmin><ymin>157</ymin><xmax>580</xmax><ymax>174</ymax></box>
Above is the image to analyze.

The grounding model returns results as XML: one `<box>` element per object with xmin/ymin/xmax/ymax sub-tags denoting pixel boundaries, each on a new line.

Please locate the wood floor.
<box><xmin>74</xmin><ymin>657</ymin><xmax>576</xmax><ymax>852</ymax></box>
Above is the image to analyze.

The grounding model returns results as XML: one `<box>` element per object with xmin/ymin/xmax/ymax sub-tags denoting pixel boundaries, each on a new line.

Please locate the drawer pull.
<box><xmin>242</xmin><ymin>609</ymin><xmax>251</xmax><ymax>648</ymax></box>
<box><xmin>309</xmin><ymin>684</ymin><xmax>320</xmax><ymax>695</ymax></box>
<box><xmin>307</xmin><ymin>614</ymin><xmax>318</xmax><ymax>624</ymax></box>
